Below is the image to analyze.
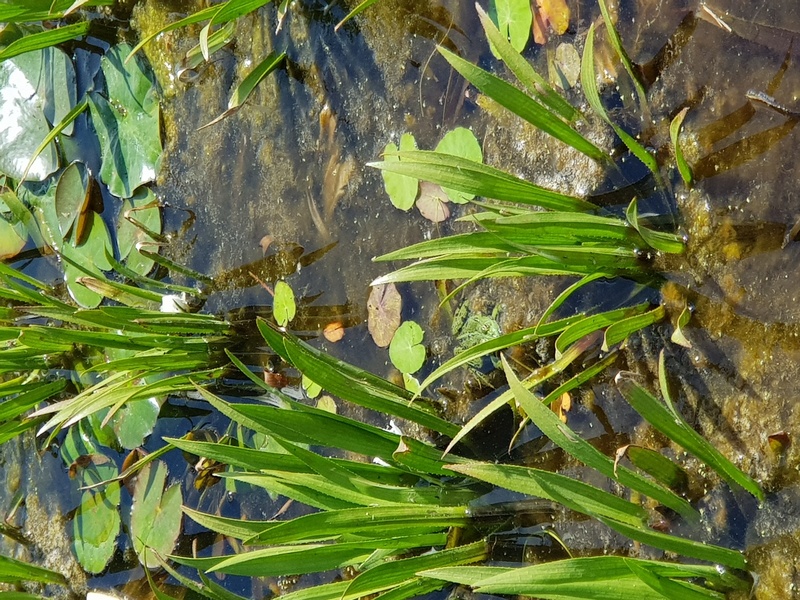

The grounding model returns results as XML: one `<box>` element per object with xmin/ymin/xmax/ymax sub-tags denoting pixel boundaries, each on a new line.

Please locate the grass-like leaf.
<box><xmin>0</xmin><ymin>22</ymin><xmax>90</xmax><ymax>62</ymax></box>
<box><xmin>616</xmin><ymin>366</ymin><xmax>764</xmax><ymax>502</ymax></box>
<box><xmin>670</xmin><ymin>107</ymin><xmax>693</xmax><ymax>185</ymax></box>
<box><xmin>439</xmin><ymin>46</ymin><xmax>608</xmax><ymax>162</ymax></box>
<box><xmin>370</xmin><ymin>150</ymin><xmax>597</xmax><ymax>212</ymax></box>
<box><xmin>502</xmin><ymin>356</ymin><xmax>697</xmax><ymax>520</ymax></box>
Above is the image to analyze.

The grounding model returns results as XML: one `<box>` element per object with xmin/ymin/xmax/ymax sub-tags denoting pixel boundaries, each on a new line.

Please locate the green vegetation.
<box><xmin>0</xmin><ymin>1</ymin><xmax>767</xmax><ymax>599</ymax></box>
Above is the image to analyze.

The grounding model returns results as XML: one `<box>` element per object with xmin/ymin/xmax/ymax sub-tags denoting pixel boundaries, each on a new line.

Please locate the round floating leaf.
<box><xmin>73</xmin><ymin>483</ymin><xmax>121</xmax><ymax>574</ymax></box>
<box><xmin>55</xmin><ymin>161</ymin><xmax>90</xmax><ymax>239</ymax></box>
<box><xmin>63</xmin><ymin>212</ymin><xmax>114</xmax><ymax>308</ymax></box>
<box><xmin>389</xmin><ymin>320</ymin><xmax>426</xmax><ymax>374</ymax></box>
<box><xmin>416</xmin><ymin>182</ymin><xmax>451</xmax><ymax>223</ymax></box>
<box><xmin>381</xmin><ymin>133</ymin><xmax>418</xmax><ymax>210</ymax></box>
<box><xmin>434</xmin><ymin>127</ymin><xmax>482</xmax><ymax>203</ymax></box>
<box><xmin>89</xmin><ymin>43</ymin><xmax>162</xmax><ymax>198</ymax></box>
<box><xmin>273</xmin><ymin>280</ymin><xmax>296</xmax><ymax>326</ymax></box>
<box><xmin>489</xmin><ymin>0</ymin><xmax>532</xmax><ymax>53</ymax></box>
<box><xmin>130</xmin><ymin>460</ymin><xmax>183</xmax><ymax>569</ymax></box>
<box><xmin>108</xmin><ymin>396</ymin><xmax>161</xmax><ymax>450</ymax></box>
<box><xmin>117</xmin><ymin>187</ymin><xmax>161</xmax><ymax>276</ymax></box>
<box><xmin>367</xmin><ymin>282</ymin><xmax>402</xmax><ymax>348</ymax></box>
<box><xmin>0</xmin><ymin>47</ymin><xmax>76</xmax><ymax>181</ymax></box>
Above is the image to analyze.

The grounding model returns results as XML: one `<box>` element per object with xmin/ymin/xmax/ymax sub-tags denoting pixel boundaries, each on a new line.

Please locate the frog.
<box><xmin>452</xmin><ymin>302</ymin><xmax>503</xmax><ymax>372</ymax></box>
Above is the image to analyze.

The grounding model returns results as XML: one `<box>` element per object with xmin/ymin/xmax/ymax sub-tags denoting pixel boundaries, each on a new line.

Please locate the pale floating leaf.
<box><xmin>416</xmin><ymin>182</ymin><xmax>450</xmax><ymax>223</ymax></box>
<box><xmin>367</xmin><ymin>283</ymin><xmax>402</xmax><ymax>348</ymax></box>
<box><xmin>273</xmin><ymin>280</ymin><xmax>296</xmax><ymax>326</ymax></box>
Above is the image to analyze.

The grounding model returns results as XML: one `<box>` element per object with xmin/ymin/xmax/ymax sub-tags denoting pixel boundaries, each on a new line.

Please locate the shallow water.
<box><xmin>4</xmin><ymin>0</ymin><xmax>800</xmax><ymax>597</ymax></box>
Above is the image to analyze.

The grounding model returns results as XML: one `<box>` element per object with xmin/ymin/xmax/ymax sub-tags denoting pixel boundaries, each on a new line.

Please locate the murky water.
<box><xmin>4</xmin><ymin>0</ymin><xmax>800</xmax><ymax>597</ymax></box>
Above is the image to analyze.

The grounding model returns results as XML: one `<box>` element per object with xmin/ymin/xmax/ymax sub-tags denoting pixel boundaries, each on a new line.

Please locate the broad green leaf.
<box><xmin>117</xmin><ymin>187</ymin><xmax>162</xmax><ymax>276</ymax></box>
<box><xmin>434</xmin><ymin>127</ymin><xmax>482</xmax><ymax>203</ymax></box>
<box><xmin>370</xmin><ymin>151</ymin><xmax>597</xmax><ymax>213</ymax></box>
<box><xmin>502</xmin><ymin>356</ymin><xmax>698</xmax><ymax>520</ymax></box>
<box><xmin>55</xmin><ymin>161</ymin><xmax>90</xmax><ymax>239</ymax></box>
<box><xmin>200</xmin><ymin>52</ymin><xmax>286</xmax><ymax>129</ymax></box>
<box><xmin>388</xmin><ymin>321</ymin><xmax>425</xmax><ymax>374</ymax></box>
<box><xmin>0</xmin><ymin>196</ymin><xmax>27</xmax><ymax>259</ymax></box>
<box><xmin>0</xmin><ymin>47</ymin><xmax>76</xmax><ymax>180</ymax></box>
<box><xmin>107</xmin><ymin>396</ymin><xmax>161</xmax><ymax>449</ymax></box>
<box><xmin>438</xmin><ymin>47</ymin><xmax>607</xmax><ymax>162</ymax></box>
<box><xmin>488</xmin><ymin>0</ymin><xmax>532</xmax><ymax>53</ymax></box>
<box><xmin>130</xmin><ymin>461</ymin><xmax>183</xmax><ymax>568</ymax></box>
<box><xmin>273</xmin><ymin>280</ymin><xmax>296</xmax><ymax>326</ymax></box>
<box><xmin>73</xmin><ymin>483</ymin><xmax>121</xmax><ymax>574</ymax></box>
<box><xmin>624</xmin><ymin>445</ymin><xmax>688</xmax><ymax>491</ymax></box>
<box><xmin>90</xmin><ymin>43</ymin><xmax>161</xmax><ymax>198</ymax></box>
<box><xmin>381</xmin><ymin>133</ymin><xmax>418</xmax><ymax>210</ymax></box>
<box><xmin>616</xmin><ymin>372</ymin><xmax>764</xmax><ymax>502</ymax></box>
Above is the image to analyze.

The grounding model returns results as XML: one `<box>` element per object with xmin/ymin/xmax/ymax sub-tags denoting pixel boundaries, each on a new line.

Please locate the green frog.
<box><xmin>452</xmin><ymin>303</ymin><xmax>502</xmax><ymax>371</ymax></box>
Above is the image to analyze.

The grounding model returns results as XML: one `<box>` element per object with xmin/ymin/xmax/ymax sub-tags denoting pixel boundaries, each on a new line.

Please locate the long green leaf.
<box><xmin>625</xmin><ymin>198</ymin><xmax>685</xmax><ymax>254</ymax></box>
<box><xmin>476</xmin><ymin>5</ymin><xmax>579</xmax><ymax>122</ymax></box>
<box><xmin>502</xmin><ymin>356</ymin><xmax>698</xmax><ymax>520</ymax></box>
<box><xmin>370</xmin><ymin>151</ymin><xmax>597</xmax><ymax>212</ymax></box>
<box><xmin>615</xmin><ymin>373</ymin><xmax>763</xmax><ymax>501</ymax></box>
<box><xmin>0</xmin><ymin>22</ymin><xmax>90</xmax><ymax>62</ymax></box>
<box><xmin>439</xmin><ymin>47</ymin><xmax>608</xmax><ymax>162</ymax></box>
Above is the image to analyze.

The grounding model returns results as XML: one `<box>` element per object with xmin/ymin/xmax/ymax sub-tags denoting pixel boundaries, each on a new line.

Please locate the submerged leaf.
<box><xmin>367</xmin><ymin>283</ymin><xmax>402</xmax><ymax>348</ymax></box>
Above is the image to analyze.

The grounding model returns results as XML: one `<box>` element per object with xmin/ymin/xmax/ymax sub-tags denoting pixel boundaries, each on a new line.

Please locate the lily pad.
<box><xmin>74</xmin><ymin>483</ymin><xmax>121</xmax><ymax>574</ymax></box>
<box><xmin>0</xmin><ymin>192</ymin><xmax>28</xmax><ymax>259</ymax></box>
<box><xmin>62</xmin><ymin>210</ymin><xmax>114</xmax><ymax>308</ymax></box>
<box><xmin>273</xmin><ymin>280</ymin><xmax>296</xmax><ymax>326</ymax></box>
<box><xmin>0</xmin><ymin>47</ymin><xmax>76</xmax><ymax>181</ymax></box>
<box><xmin>55</xmin><ymin>161</ymin><xmax>90</xmax><ymax>239</ymax></box>
<box><xmin>108</xmin><ymin>396</ymin><xmax>161</xmax><ymax>450</ymax></box>
<box><xmin>89</xmin><ymin>44</ymin><xmax>162</xmax><ymax>199</ymax></box>
<box><xmin>117</xmin><ymin>187</ymin><xmax>162</xmax><ymax>276</ymax></box>
<box><xmin>434</xmin><ymin>128</ymin><xmax>482</xmax><ymax>203</ymax></box>
<box><xmin>130</xmin><ymin>460</ymin><xmax>183</xmax><ymax>569</ymax></box>
<box><xmin>367</xmin><ymin>282</ymin><xmax>402</xmax><ymax>348</ymax></box>
<box><xmin>389</xmin><ymin>320</ymin><xmax>426</xmax><ymax>374</ymax></box>
<box><xmin>489</xmin><ymin>0</ymin><xmax>532</xmax><ymax>53</ymax></box>
<box><xmin>381</xmin><ymin>133</ymin><xmax>418</xmax><ymax>210</ymax></box>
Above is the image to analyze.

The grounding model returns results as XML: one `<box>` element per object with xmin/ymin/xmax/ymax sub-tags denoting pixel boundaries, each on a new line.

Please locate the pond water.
<box><xmin>3</xmin><ymin>0</ymin><xmax>800</xmax><ymax>597</ymax></box>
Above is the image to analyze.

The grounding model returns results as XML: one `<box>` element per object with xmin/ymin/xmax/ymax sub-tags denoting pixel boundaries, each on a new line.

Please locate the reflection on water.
<box><xmin>4</xmin><ymin>0</ymin><xmax>800</xmax><ymax>597</ymax></box>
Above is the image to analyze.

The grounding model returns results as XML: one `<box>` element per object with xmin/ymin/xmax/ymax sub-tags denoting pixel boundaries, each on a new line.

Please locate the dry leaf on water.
<box><xmin>532</xmin><ymin>0</ymin><xmax>570</xmax><ymax>44</ymax></box>
<box><xmin>367</xmin><ymin>283</ymin><xmax>402</xmax><ymax>347</ymax></box>
<box><xmin>416</xmin><ymin>182</ymin><xmax>451</xmax><ymax>223</ymax></box>
<box><xmin>323</xmin><ymin>321</ymin><xmax>345</xmax><ymax>342</ymax></box>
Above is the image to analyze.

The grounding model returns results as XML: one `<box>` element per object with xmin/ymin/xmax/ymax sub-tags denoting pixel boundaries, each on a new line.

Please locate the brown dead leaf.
<box><xmin>367</xmin><ymin>283</ymin><xmax>402</xmax><ymax>347</ymax></box>
<box><xmin>259</xmin><ymin>235</ymin><xmax>274</xmax><ymax>255</ymax></box>
<box><xmin>533</xmin><ymin>0</ymin><xmax>570</xmax><ymax>44</ymax></box>
<box><xmin>550</xmin><ymin>391</ymin><xmax>572</xmax><ymax>423</ymax></box>
<box><xmin>416</xmin><ymin>182</ymin><xmax>450</xmax><ymax>223</ymax></box>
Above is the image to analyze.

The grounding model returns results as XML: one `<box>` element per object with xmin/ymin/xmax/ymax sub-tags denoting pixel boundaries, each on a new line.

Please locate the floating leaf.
<box><xmin>107</xmin><ymin>396</ymin><xmax>161</xmax><ymax>450</ymax></box>
<box><xmin>389</xmin><ymin>321</ymin><xmax>425</xmax><ymax>374</ymax></box>
<box><xmin>73</xmin><ymin>483</ymin><xmax>121</xmax><ymax>574</ymax></box>
<box><xmin>367</xmin><ymin>283</ymin><xmax>402</xmax><ymax>348</ymax></box>
<box><xmin>0</xmin><ymin>192</ymin><xmax>27</xmax><ymax>259</ymax></box>
<box><xmin>488</xmin><ymin>0</ymin><xmax>532</xmax><ymax>53</ymax></box>
<box><xmin>89</xmin><ymin>43</ymin><xmax>161</xmax><ymax>198</ymax></box>
<box><xmin>535</xmin><ymin>0</ymin><xmax>570</xmax><ymax>42</ymax></box>
<box><xmin>434</xmin><ymin>127</ymin><xmax>482</xmax><ymax>204</ymax></box>
<box><xmin>55</xmin><ymin>161</ymin><xmax>90</xmax><ymax>240</ymax></box>
<box><xmin>117</xmin><ymin>187</ymin><xmax>162</xmax><ymax>276</ymax></box>
<box><xmin>130</xmin><ymin>460</ymin><xmax>183</xmax><ymax>569</ymax></box>
<box><xmin>273</xmin><ymin>280</ymin><xmax>296</xmax><ymax>326</ymax></box>
<box><xmin>200</xmin><ymin>52</ymin><xmax>286</xmax><ymax>129</ymax></box>
<box><xmin>416</xmin><ymin>182</ymin><xmax>450</xmax><ymax>223</ymax></box>
<box><xmin>381</xmin><ymin>133</ymin><xmax>418</xmax><ymax>210</ymax></box>
<box><xmin>0</xmin><ymin>47</ymin><xmax>76</xmax><ymax>180</ymax></box>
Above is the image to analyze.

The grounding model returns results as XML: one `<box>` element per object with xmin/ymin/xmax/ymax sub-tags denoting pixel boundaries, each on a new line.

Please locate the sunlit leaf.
<box><xmin>670</xmin><ymin>106</ymin><xmax>693</xmax><ymax>185</ymax></box>
<box><xmin>488</xmin><ymin>0</ymin><xmax>532</xmax><ymax>53</ymax></box>
<box><xmin>130</xmin><ymin>460</ymin><xmax>183</xmax><ymax>569</ymax></box>
<box><xmin>0</xmin><ymin>47</ymin><xmax>76</xmax><ymax>180</ymax></box>
<box><xmin>381</xmin><ymin>133</ymin><xmax>418</xmax><ymax>211</ymax></box>
<box><xmin>434</xmin><ymin>127</ymin><xmax>482</xmax><ymax>204</ymax></box>
<box><xmin>55</xmin><ymin>161</ymin><xmax>90</xmax><ymax>240</ymax></box>
<box><xmin>89</xmin><ymin>43</ymin><xmax>161</xmax><ymax>198</ymax></box>
<box><xmin>0</xmin><ymin>22</ymin><xmax>89</xmax><ymax>63</ymax></box>
<box><xmin>416</xmin><ymin>182</ymin><xmax>450</xmax><ymax>222</ymax></box>
<box><xmin>367</xmin><ymin>283</ymin><xmax>402</xmax><ymax>348</ymax></box>
<box><xmin>273</xmin><ymin>280</ymin><xmax>296</xmax><ymax>326</ymax></box>
<box><xmin>116</xmin><ymin>187</ymin><xmax>162</xmax><ymax>276</ymax></box>
<box><xmin>388</xmin><ymin>321</ymin><xmax>425</xmax><ymax>374</ymax></box>
<box><xmin>107</xmin><ymin>396</ymin><xmax>161</xmax><ymax>450</ymax></box>
<box><xmin>200</xmin><ymin>52</ymin><xmax>286</xmax><ymax>129</ymax></box>
<box><xmin>73</xmin><ymin>483</ymin><xmax>121</xmax><ymax>574</ymax></box>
